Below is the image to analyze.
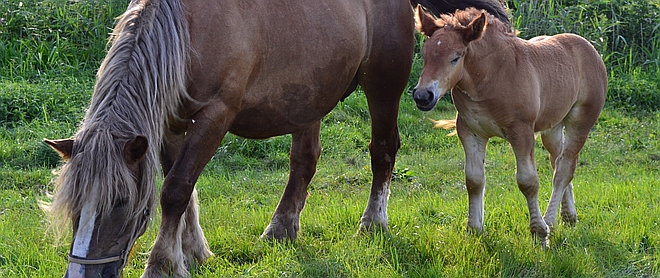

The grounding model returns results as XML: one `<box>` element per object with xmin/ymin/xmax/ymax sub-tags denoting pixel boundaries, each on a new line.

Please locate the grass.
<box><xmin>1</xmin><ymin>0</ymin><xmax>660</xmax><ymax>277</ymax></box>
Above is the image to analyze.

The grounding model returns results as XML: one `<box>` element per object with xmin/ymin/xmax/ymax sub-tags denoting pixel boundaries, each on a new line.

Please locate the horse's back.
<box><xmin>528</xmin><ymin>33</ymin><xmax>607</xmax><ymax>93</ymax></box>
<box><xmin>183</xmin><ymin>0</ymin><xmax>413</xmax><ymax>138</ymax></box>
<box><xmin>522</xmin><ymin>34</ymin><xmax>606</xmax><ymax>130</ymax></box>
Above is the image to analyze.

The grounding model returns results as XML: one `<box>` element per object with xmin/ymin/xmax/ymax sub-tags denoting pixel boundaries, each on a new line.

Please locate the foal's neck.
<box><xmin>457</xmin><ymin>31</ymin><xmax>515</xmax><ymax>94</ymax></box>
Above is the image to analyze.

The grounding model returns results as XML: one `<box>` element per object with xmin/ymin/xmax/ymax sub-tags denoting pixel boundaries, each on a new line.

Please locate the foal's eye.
<box><xmin>451</xmin><ymin>55</ymin><xmax>461</xmax><ymax>65</ymax></box>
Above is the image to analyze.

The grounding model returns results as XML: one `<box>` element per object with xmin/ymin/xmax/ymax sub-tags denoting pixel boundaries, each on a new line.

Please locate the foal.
<box><xmin>413</xmin><ymin>8</ymin><xmax>607</xmax><ymax>243</ymax></box>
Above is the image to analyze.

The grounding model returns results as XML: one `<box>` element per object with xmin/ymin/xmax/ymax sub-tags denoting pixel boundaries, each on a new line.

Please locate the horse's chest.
<box><xmin>460</xmin><ymin>111</ymin><xmax>506</xmax><ymax>138</ymax></box>
<box><xmin>453</xmin><ymin>93</ymin><xmax>505</xmax><ymax>138</ymax></box>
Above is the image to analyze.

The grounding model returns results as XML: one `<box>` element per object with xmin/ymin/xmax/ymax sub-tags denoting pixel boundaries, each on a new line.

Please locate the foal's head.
<box><xmin>412</xmin><ymin>7</ymin><xmax>487</xmax><ymax>111</ymax></box>
<box><xmin>45</xmin><ymin>132</ymin><xmax>154</xmax><ymax>278</ymax></box>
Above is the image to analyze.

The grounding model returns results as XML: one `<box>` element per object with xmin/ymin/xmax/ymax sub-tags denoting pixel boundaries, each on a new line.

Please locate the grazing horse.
<box><xmin>413</xmin><ymin>7</ymin><xmax>607</xmax><ymax>244</ymax></box>
<box><xmin>43</xmin><ymin>0</ymin><xmax>508</xmax><ymax>277</ymax></box>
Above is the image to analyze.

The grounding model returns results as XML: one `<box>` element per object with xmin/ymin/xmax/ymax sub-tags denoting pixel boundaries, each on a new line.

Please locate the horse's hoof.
<box><xmin>530</xmin><ymin>224</ymin><xmax>551</xmax><ymax>248</ymax></box>
<box><xmin>260</xmin><ymin>222</ymin><xmax>297</xmax><ymax>242</ymax></box>
<box><xmin>357</xmin><ymin>219</ymin><xmax>389</xmax><ymax>236</ymax></box>
<box><xmin>560</xmin><ymin>211</ymin><xmax>578</xmax><ymax>226</ymax></box>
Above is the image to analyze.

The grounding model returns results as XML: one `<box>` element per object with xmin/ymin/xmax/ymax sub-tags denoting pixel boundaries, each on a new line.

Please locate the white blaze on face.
<box><xmin>437</xmin><ymin>40</ymin><xmax>442</xmax><ymax>46</ymax></box>
<box><xmin>68</xmin><ymin>198</ymin><xmax>98</xmax><ymax>276</ymax></box>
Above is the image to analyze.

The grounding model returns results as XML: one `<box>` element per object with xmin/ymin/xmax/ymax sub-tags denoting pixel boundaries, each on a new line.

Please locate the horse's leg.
<box><xmin>507</xmin><ymin>125</ymin><xmax>550</xmax><ymax>243</ymax></box>
<box><xmin>180</xmin><ymin>188</ymin><xmax>213</xmax><ymax>266</ymax></box>
<box><xmin>357</xmin><ymin>106</ymin><xmax>400</xmax><ymax>233</ymax></box>
<box><xmin>540</xmin><ymin>124</ymin><xmax>577</xmax><ymax>227</ymax></box>
<box><xmin>161</xmin><ymin>125</ymin><xmax>214</xmax><ymax>268</ymax></box>
<box><xmin>543</xmin><ymin>106</ymin><xmax>598</xmax><ymax>228</ymax></box>
<box><xmin>456</xmin><ymin>117</ymin><xmax>488</xmax><ymax>233</ymax></box>
<box><xmin>144</xmin><ymin>103</ymin><xmax>235</xmax><ymax>277</ymax></box>
<box><xmin>357</xmin><ymin>82</ymin><xmax>407</xmax><ymax>233</ymax></box>
<box><xmin>261</xmin><ymin>121</ymin><xmax>322</xmax><ymax>241</ymax></box>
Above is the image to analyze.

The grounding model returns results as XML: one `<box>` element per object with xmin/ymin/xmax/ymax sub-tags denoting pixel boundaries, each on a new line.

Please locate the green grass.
<box><xmin>1</xmin><ymin>0</ymin><xmax>660</xmax><ymax>277</ymax></box>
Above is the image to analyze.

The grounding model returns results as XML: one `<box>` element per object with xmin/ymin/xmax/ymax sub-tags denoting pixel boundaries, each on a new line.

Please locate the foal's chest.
<box><xmin>452</xmin><ymin>89</ymin><xmax>506</xmax><ymax>138</ymax></box>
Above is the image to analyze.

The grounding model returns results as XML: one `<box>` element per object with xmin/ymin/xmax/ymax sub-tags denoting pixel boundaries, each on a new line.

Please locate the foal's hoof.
<box><xmin>531</xmin><ymin>224</ymin><xmax>551</xmax><ymax>248</ymax></box>
<box><xmin>560</xmin><ymin>211</ymin><xmax>578</xmax><ymax>226</ymax></box>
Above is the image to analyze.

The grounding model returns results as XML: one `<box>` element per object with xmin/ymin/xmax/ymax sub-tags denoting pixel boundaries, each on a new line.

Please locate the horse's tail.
<box><xmin>429</xmin><ymin>118</ymin><xmax>458</xmax><ymax>136</ymax></box>
<box><xmin>412</xmin><ymin>0</ymin><xmax>509</xmax><ymax>25</ymax></box>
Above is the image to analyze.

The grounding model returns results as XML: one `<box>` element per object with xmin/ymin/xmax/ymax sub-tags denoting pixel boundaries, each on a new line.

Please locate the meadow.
<box><xmin>1</xmin><ymin>0</ymin><xmax>659</xmax><ymax>277</ymax></box>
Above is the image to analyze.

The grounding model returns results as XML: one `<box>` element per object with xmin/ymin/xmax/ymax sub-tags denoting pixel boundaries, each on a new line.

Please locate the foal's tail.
<box><xmin>430</xmin><ymin>118</ymin><xmax>457</xmax><ymax>136</ymax></box>
<box><xmin>412</xmin><ymin>0</ymin><xmax>509</xmax><ymax>25</ymax></box>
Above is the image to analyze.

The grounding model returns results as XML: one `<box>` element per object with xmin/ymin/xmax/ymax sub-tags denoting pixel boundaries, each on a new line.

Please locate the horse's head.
<box><xmin>45</xmin><ymin>134</ymin><xmax>154</xmax><ymax>278</ymax></box>
<box><xmin>412</xmin><ymin>6</ymin><xmax>487</xmax><ymax>111</ymax></box>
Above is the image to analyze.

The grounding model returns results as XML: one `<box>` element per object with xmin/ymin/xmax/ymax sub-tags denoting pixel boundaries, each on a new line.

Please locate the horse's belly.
<box><xmin>228</xmin><ymin>104</ymin><xmax>334</xmax><ymax>139</ymax></box>
<box><xmin>228</xmin><ymin>83</ymin><xmax>351</xmax><ymax>139</ymax></box>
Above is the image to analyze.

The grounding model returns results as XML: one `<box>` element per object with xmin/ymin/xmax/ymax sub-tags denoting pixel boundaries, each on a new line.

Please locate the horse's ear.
<box><xmin>124</xmin><ymin>135</ymin><xmax>148</xmax><ymax>165</ymax></box>
<box><xmin>462</xmin><ymin>12</ymin><xmax>488</xmax><ymax>43</ymax></box>
<box><xmin>415</xmin><ymin>5</ymin><xmax>442</xmax><ymax>36</ymax></box>
<box><xmin>44</xmin><ymin>138</ymin><xmax>74</xmax><ymax>161</ymax></box>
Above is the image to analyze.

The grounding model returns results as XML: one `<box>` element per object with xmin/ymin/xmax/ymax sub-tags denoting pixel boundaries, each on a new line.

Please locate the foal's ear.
<box><xmin>44</xmin><ymin>138</ymin><xmax>74</xmax><ymax>161</ymax></box>
<box><xmin>415</xmin><ymin>5</ymin><xmax>442</xmax><ymax>36</ymax></box>
<box><xmin>462</xmin><ymin>12</ymin><xmax>488</xmax><ymax>43</ymax></box>
<box><xmin>123</xmin><ymin>135</ymin><xmax>149</xmax><ymax>165</ymax></box>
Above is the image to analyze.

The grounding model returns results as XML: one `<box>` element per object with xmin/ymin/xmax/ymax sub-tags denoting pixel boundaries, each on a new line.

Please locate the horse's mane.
<box><xmin>45</xmin><ymin>0</ymin><xmax>191</xmax><ymax>233</ymax></box>
<box><xmin>413</xmin><ymin>0</ymin><xmax>509</xmax><ymax>25</ymax></box>
<box><xmin>439</xmin><ymin>7</ymin><xmax>515</xmax><ymax>36</ymax></box>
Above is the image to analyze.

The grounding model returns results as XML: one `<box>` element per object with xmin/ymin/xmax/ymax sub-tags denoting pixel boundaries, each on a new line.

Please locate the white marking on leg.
<box><xmin>374</xmin><ymin>182</ymin><xmax>390</xmax><ymax>222</ymax></box>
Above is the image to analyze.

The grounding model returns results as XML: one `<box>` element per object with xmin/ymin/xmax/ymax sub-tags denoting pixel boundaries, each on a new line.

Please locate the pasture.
<box><xmin>1</xmin><ymin>0</ymin><xmax>659</xmax><ymax>277</ymax></box>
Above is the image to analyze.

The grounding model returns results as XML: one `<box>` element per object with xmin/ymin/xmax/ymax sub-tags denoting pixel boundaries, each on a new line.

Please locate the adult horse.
<box><xmin>413</xmin><ymin>8</ymin><xmax>606</xmax><ymax>244</ymax></box>
<box><xmin>44</xmin><ymin>0</ymin><xmax>507</xmax><ymax>277</ymax></box>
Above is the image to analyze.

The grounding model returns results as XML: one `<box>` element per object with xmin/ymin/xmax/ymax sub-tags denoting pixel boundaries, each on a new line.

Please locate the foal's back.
<box><xmin>512</xmin><ymin>33</ymin><xmax>607</xmax><ymax>131</ymax></box>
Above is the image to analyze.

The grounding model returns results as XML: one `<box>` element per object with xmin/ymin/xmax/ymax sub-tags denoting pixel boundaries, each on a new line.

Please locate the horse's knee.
<box><xmin>465</xmin><ymin>165</ymin><xmax>485</xmax><ymax>192</ymax></box>
<box><xmin>160</xmin><ymin>176</ymin><xmax>194</xmax><ymax>217</ymax></box>
<box><xmin>516</xmin><ymin>169</ymin><xmax>539</xmax><ymax>196</ymax></box>
<box><xmin>465</xmin><ymin>174</ymin><xmax>485</xmax><ymax>194</ymax></box>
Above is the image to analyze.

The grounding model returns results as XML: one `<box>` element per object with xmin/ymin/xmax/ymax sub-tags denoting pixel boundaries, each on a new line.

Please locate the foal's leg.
<box><xmin>540</xmin><ymin>124</ymin><xmax>577</xmax><ymax>227</ymax></box>
<box><xmin>261</xmin><ymin>121</ymin><xmax>322</xmax><ymax>241</ymax></box>
<box><xmin>456</xmin><ymin>118</ymin><xmax>488</xmax><ymax>233</ymax></box>
<box><xmin>144</xmin><ymin>103</ymin><xmax>235</xmax><ymax>277</ymax></box>
<box><xmin>507</xmin><ymin>125</ymin><xmax>549</xmax><ymax>243</ymax></box>
<box><xmin>543</xmin><ymin>107</ymin><xmax>598</xmax><ymax>229</ymax></box>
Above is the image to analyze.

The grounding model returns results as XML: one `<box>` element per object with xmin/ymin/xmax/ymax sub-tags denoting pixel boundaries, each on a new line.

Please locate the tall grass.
<box><xmin>507</xmin><ymin>0</ymin><xmax>660</xmax><ymax>110</ymax></box>
<box><xmin>0</xmin><ymin>0</ymin><xmax>127</xmax><ymax>78</ymax></box>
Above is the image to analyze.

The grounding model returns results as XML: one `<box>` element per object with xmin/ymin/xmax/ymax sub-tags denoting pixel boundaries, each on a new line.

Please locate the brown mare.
<box><xmin>43</xmin><ymin>0</ymin><xmax>508</xmax><ymax>277</ymax></box>
<box><xmin>413</xmin><ymin>8</ymin><xmax>607</xmax><ymax>244</ymax></box>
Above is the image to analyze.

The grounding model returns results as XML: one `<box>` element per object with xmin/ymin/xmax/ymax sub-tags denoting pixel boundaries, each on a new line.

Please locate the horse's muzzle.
<box><xmin>412</xmin><ymin>87</ymin><xmax>438</xmax><ymax>111</ymax></box>
<box><xmin>63</xmin><ymin>261</ymin><xmax>121</xmax><ymax>278</ymax></box>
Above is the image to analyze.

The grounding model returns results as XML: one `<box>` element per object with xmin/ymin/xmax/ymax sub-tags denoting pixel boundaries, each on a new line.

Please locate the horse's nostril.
<box><xmin>412</xmin><ymin>88</ymin><xmax>432</xmax><ymax>103</ymax></box>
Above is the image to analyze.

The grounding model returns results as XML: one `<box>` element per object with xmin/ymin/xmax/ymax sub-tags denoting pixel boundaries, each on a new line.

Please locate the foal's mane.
<box><xmin>46</xmin><ymin>0</ymin><xmax>191</xmax><ymax>232</ymax></box>
<box><xmin>439</xmin><ymin>7</ymin><xmax>515</xmax><ymax>37</ymax></box>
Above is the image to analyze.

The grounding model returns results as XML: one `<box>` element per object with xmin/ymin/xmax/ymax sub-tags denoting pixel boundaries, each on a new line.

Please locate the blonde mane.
<box><xmin>45</xmin><ymin>0</ymin><xmax>191</xmax><ymax>235</ymax></box>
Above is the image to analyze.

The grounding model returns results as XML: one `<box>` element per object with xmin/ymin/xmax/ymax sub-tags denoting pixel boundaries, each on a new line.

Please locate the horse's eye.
<box><xmin>451</xmin><ymin>55</ymin><xmax>461</xmax><ymax>65</ymax></box>
<box><xmin>115</xmin><ymin>198</ymin><xmax>129</xmax><ymax>209</ymax></box>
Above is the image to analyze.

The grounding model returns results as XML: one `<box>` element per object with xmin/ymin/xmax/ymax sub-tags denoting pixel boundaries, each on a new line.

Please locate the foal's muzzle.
<box><xmin>412</xmin><ymin>87</ymin><xmax>438</xmax><ymax>111</ymax></box>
